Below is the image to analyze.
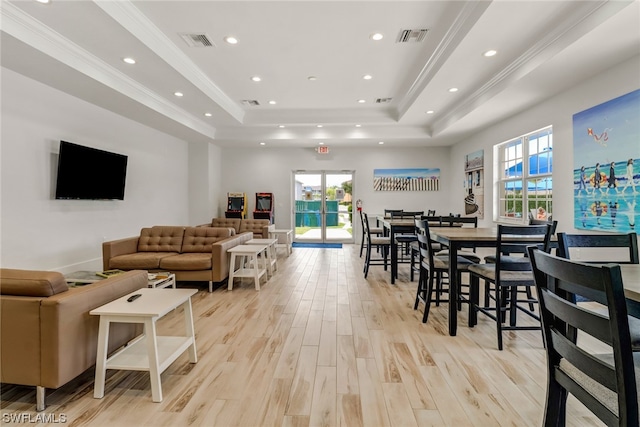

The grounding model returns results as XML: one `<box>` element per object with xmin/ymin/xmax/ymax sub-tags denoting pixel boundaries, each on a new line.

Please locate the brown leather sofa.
<box><xmin>0</xmin><ymin>268</ymin><xmax>147</xmax><ymax>411</ymax></box>
<box><xmin>198</xmin><ymin>218</ymin><xmax>271</xmax><ymax>238</ymax></box>
<box><xmin>102</xmin><ymin>226</ymin><xmax>252</xmax><ymax>292</ymax></box>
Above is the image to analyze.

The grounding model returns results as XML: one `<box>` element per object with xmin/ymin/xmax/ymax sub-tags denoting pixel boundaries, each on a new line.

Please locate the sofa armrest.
<box><xmin>210</xmin><ymin>232</ymin><xmax>253</xmax><ymax>282</ymax></box>
<box><xmin>39</xmin><ymin>270</ymin><xmax>147</xmax><ymax>389</ymax></box>
<box><xmin>260</xmin><ymin>225</ymin><xmax>270</xmax><ymax>238</ymax></box>
<box><xmin>102</xmin><ymin>236</ymin><xmax>139</xmax><ymax>270</ymax></box>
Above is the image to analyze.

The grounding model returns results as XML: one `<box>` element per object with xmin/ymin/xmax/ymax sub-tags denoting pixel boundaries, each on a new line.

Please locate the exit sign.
<box><xmin>317</xmin><ymin>146</ymin><xmax>329</xmax><ymax>154</ymax></box>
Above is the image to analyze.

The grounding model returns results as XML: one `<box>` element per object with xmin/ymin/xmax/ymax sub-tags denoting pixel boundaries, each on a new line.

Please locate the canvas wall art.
<box><xmin>572</xmin><ymin>88</ymin><xmax>640</xmax><ymax>232</ymax></box>
<box><xmin>373</xmin><ymin>168</ymin><xmax>440</xmax><ymax>191</ymax></box>
<box><xmin>463</xmin><ymin>150</ymin><xmax>484</xmax><ymax>218</ymax></box>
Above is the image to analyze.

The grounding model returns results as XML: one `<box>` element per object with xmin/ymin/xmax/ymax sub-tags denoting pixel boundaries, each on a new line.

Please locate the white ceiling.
<box><xmin>2</xmin><ymin>0</ymin><xmax>639</xmax><ymax>148</ymax></box>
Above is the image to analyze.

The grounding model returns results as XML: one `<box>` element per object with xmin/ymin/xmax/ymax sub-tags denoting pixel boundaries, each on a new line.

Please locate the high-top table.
<box><xmin>91</xmin><ymin>288</ymin><xmax>198</xmax><ymax>402</ymax></box>
<box><xmin>376</xmin><ymin>217</ymin><xmax>417</xmax><ymax>284</ymax></box>
<box><xmin>429</xmin><ymin>227</ymin><xmax>640</xmax><ymax>336</ymax></box>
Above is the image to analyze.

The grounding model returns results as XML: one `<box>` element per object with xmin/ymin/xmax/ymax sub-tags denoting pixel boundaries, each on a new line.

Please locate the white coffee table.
<box><xmin>227</xmin><ymin>244</ymin><xmax>268</xmax><ymax>290</ymax></box>
<box><xmin>246</xmin><ymin>238</ymin><xmax>278</xmax><ymax>276</ymax></box>
<box><xmin>90</xmin><ymin>288</ymin><xmax>198</xmax><ymax>403</ymax></box>
<box><xmin>148</xmin><ymin>272</ymin><xmax>175</xmax><ymax>289</ymax></box>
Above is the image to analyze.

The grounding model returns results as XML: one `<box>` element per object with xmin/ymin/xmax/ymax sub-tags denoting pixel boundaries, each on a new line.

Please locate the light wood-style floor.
<box><xmin>1</xmin><ymin>245</ymin><xmax>605</xmax><ymax>426</ymax></box>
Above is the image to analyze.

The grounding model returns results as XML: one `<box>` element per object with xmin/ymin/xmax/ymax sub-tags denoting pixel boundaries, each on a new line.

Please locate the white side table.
<box><xmin>246</xmin><ymin>238</ymin><xmax>278</xmax><ymax>276</ymax></box>
<box><xmin>148</xmin><ymin>272</ymin><xmax>176</xmax><ymax>289</ymax></box>
<box><xmin>90</xmin><ymin>288</ymin><xmax>198</xmax><ymax>403</ymax></box>
<box><xmin>227</xmin><ymin>244</ymin><xmax>268</xmax><ymax>290</ymax></box>
<box><xmin>268</xmin><ymin>228</ymin><xmax>293</xmax><ymax>257</ymax></box>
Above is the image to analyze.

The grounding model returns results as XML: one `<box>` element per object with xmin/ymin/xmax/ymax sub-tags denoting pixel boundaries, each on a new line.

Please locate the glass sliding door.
<box><xmin>293</xmin><ymin>171</ymin><xmax>354</xmax><ymax>243</ymax></box>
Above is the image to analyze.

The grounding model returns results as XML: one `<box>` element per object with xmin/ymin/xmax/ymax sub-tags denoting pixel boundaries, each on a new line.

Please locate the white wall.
<box><xmin>0</xmin><ymin>68</ymin><xmax>193</xmax><ymax>272</ymax></box>
<box><xmin>450</xmin><ymin>55</ymin><xmax>640</xmax><ymax>233</ymax></box>
<box><xmin>221</xmin><ymin>146</ymin><xmax>454</xmax><ymax>240</ymax></box>
<box><xmin>188</xmin><ymin>141</ymin><xmax>222</xmax><ymax>225</ymax></box>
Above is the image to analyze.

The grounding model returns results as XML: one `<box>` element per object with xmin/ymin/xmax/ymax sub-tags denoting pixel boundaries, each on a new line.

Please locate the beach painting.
<box><xmin>463</xmin><ymin>150</ymin><xmax>484</xmax><ymax>218</ymax></box>
<box><xmin>373</xmin><ymin>168</ymin><xmax>440</xmax><ymax>191</ymax></box>
<box><xmin>572</xmin><ymin>89</ymin><xmax>640</xmax><ymax>232</ymax></box>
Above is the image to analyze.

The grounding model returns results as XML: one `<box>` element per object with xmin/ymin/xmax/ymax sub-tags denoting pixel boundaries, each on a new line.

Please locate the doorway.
<box><xmin>293</xmin><ymin>171</ymin><xmax>354</xmax><ymax>243</ymax></box>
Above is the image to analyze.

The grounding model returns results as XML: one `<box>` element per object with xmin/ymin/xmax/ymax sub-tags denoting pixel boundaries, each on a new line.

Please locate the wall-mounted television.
<box><xmin>55</xmin><ymin>141</ymin><xmax>128</xmax><ymax>200</ymax></box>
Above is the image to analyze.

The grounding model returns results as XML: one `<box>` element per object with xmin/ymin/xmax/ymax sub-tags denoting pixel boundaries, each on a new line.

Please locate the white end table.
<box><xmin>268</xmin><ymin>228</ymin><xmax>293</xmax><ymax>257</ymax></box>
<box><xmin>148</xmin><ymin>272</ymin><xmax>175</xmax><ymax>289</ymax></box>
<box><xmin>227</xmin><ymin>244</ymin><xmax>268</xmax><ymax>290</ymax></box>
<box><xmin>246</xmin><ymin>238</ymin><xmax>278</xmax><ymax>276</ymax></box>
<box><xmin>90</xmin><ymin>288</ymin><xmax>197</xmax><ymax>402</ymax></box>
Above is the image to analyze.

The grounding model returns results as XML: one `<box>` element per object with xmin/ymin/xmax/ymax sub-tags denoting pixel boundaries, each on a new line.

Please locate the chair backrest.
<box><xmin>385</xmin><ymin>209</ymin><xmax>403</xmax><ymax>218</ymax></box>
<box><xmin>527</xmin><ymin>248</ymin><xmax>638</xmax><ymax>426</ymax></box>
<box><xmin>416</xmin><ymin>220</ymin><xmax>438</xmax><ymax>268</ymax></box>
<box><xmin>427</xmin><ymin>209</ymin><xmax>436</xmax><ymax>216</ymax></box>
<box><xmin>557</xmin><ymin>232</ymin><xmax>639</xmax><ymax>264</ymax></box>
<box><xmin>440</xmin><ymin>216</ymin><xmax>478</xmax><ymax>228</ymax></box>
<box><xmin>362</xmin><ymin>212</ymin><xmax>374</xmax><ymax>243</ymax></box>
<box><xmin>494</xmin><ymin>223</ymin><xmax>555</xmax><ymax>277</ymax></box>
<box><xmin>390</xmin><ymin>210</ymin><xmax>422</xmax><ymax>219</ymax></box>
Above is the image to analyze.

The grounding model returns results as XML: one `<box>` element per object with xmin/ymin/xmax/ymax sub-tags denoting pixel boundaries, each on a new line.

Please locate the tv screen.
<box><xmin>257</xmin><ymin>196</ymin><xmax>271</xmax><ymax>211</ymax></box>
<box><xmin>228</xmin><ymin>197</ymin><xmax>243</xmax><ymax>210</ymax></box>
<box><xmin>55</xmin><ymin>141</ymin><xmax>128</xmax><ymax>200</ymax></box>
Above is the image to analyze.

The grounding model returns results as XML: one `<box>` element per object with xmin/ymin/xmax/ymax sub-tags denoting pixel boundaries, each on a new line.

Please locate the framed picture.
<box><xmin>463</xmin><ymin>150</ymin><xmax>484</xmax><ymax>218</ymax></box>
<box><xmin>373</xmin><ymin>168</ymin><xmax>440</xmax><ymax>191</ymax></box>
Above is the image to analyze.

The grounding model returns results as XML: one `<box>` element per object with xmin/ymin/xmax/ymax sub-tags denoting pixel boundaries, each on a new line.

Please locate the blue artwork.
<box><xmin>572</xmin><ymin>89</ymin><xmax>640</xmax><ymax>232</ymax></box>
<box><xmin>373</xmin><ymin>168</ymin><xmax>440</xmax><ymax>191</ymax></box>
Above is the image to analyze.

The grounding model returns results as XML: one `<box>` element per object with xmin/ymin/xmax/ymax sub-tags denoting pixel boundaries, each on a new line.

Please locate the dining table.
<box><xmin>429</xmin><ymin>227</ymin><xmax>640</xmax><ymax>336</ymax></box>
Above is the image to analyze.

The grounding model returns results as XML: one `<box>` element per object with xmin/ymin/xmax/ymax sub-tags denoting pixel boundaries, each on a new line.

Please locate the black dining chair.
<box><xmin>468</xmin><ymin>223</ymin><xmax>555</xmax><ymax>350</ymax></box>
<box><xmin>414</xmin><ymin>219</ymin><xmax>478</xmax><ymax>323</ymax></box>
<box><xmin>390</xmin><ymin>211</ymin><xmax>421</xmax><ymax>264</ymax></box>
<box><xmin>557</xmin><ymin>232</ymin><xmax>639</xmax><ymax>352</ymax></box>
<box><xmin>362</xmin><ymin>212</ymin><xmax>390</xmax><ymax>279</ymax></box>
<box><xmin>528</xmin><ymin>247</ymin><xmax>639</xmax><ymax>427</ymax></box>
<box><xmin>359</xmin><ymin>210</ymin><xmax>383</xmax><ymax>258</ymax></box>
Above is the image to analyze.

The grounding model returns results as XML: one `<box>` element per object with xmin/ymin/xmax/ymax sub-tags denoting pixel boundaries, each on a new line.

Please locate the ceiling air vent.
<box><xmin>179</xmin><ymin>33</ymin><xmax>214</xmax><ymax>47</ymax></box>
<box><xmin>375</xmin><ymin>98</ymin><xmax>393</xmax><ymax>104</ymax></box>
<box><xmin>396</xmin><ymin>29</ymin><xmax>428</xmax><ymax>43</ymax></box>
<box><xmin>241</xmin><ymin>100</ymin><xmax>260</xmax><ymax>106</ymax></box>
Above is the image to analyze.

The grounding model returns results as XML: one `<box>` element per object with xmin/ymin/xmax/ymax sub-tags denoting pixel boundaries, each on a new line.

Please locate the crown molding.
<box><xmin>430</xmin><ymin>0</ymin><xmax>632</xmax><ymax>136</ymax></box>
<box><xmin>1</xmin><ymin>1</ymin><xmax>218</xmax><ymax>140</ymax></box>
<box><xmin>94</xmin><ymin>0</ymin><xmax>245</xmax><ymax>124</ymax></box>
<box><xmin>395</xmin><ymin>1</ymin><xmax>492</xmax><ymax>120</ymax></box>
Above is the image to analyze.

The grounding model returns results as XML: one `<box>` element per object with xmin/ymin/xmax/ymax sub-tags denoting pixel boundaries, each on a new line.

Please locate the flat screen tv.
<box><xmin>55</xmin><ymin>141</ymin><xmax>128</xmax><ymax>200</ymax></box>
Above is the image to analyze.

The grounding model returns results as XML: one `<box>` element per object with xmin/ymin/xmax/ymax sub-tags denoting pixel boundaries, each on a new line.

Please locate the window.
<box><xmin>494</xmin><ymin>126</ymin><xmax>552</xmax><ymax>223</ymax></box>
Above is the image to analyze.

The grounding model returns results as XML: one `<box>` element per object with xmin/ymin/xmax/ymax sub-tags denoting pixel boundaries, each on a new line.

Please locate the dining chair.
<box><xmin>557</xmin><ymin>232</ymin><xmax>639</xmax><ymax>352</ymax></box>
<box><xmin>390</xmin><ymin>211</ymin><xmax>420</xmax><ymax>263</ymax></box>
<box><xmin>468</xmin><ymin>223</ymin><xmax>555</xmax><ymax>350</ymax></box>
<box><xmin>358</xmin><ymin>210</ymin><xmax>383</xmax><ymax>258</ymax></box>
<box><xmin>527</xmin><ymin>247</ymin><xmax>639</xmax><ymax>427</ymax></box>
<box><xmin>427</xmin><ymin>209</ymin><xmax>436</xmax><ymax>216</ymax></box>
<box><xmin>384</xmin><ymin>209</ymin><xmax>403</xmax><ymax>218</ymax></box>
<box><xmin>414</xmin><ymin>219</ymin><xmax>478</xmax><ymax>323</ymax></box>
<box><xmin>362</xmin><ymin>212</ymin><xmax>390</xmax><ymax>279</ymax></box>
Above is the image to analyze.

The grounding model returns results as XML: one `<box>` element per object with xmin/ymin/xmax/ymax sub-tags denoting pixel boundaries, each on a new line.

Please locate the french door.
<box><xmin>293</xmin><ymin>171</ymin><xmax>354</xmax><ymax>243</ymax></box>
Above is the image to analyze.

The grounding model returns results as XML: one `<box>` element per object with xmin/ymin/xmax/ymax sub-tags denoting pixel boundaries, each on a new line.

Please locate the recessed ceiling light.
<box><xmin>363</xmin><ymin>75</ymin><xmax>373</xmax><ymax>80</ymax></box>
<box><xmin>308</xmin><ymin>76</ymin><xmax>317</xmax><ymax>81</ymax></box>
<box><xmin>319</xmin><ymin>142</ymin><xmax>325</xmax><ymax>145</ymax></box>
<box><xmin>448</xmin><ymin>87</ymin><xmax>459</xmax><ymax>93</ymax></box>
<box><xmin>174</xmin><ymin>92</ymin><xmax>184</xmax><ymax>97</ymax></box>
<box><xmin>260</xmin><ymin>142</ymin><xmax>266</xmax><ymax>146</ymax></box>
<box><xmin>204</xmin><ymin>112</ymin><xmax>212</xmax><ymax>117</ymax></box>
<box><xmin>278</xmin><ymin>125</ymin><xmax>285</xmax><ymax>128</ymax></box>
<box><xmin>268</xmin><ymin>100</ymin><xmax>276</xmax><ymax>105</ymax></box>
<box><xmin>35</xmin><ymin>0</ymin><xmax>50</xmax><ymax>3</ymax></box>
<box><xmin>123</xmin><ymin>57</ymin><xmax>136</xmax><ymax>65</ymax></box>
<box><xmin>355</xmin><ymin>124</ymin><xmax>362</xmax><ymax>128</ymax></box>
<box><xmin>371</xmin><ymin>33</ymin><xmax>384</xmax><ymax>41</ymax></box>
<box><xmin>224</xmin><ymin>36</ymin><xmax>238</xmax><ymax>44</ymax></box>
<box><xmin>426</xmin><ymin>110</ymin><xmax>434</xmax><ymax>114</ymax></box>
<box><xmin>358</xmin><ymin>99</ymin><xmax>366</xmax><ymax>103</ymax></box>
<box><xmin>378</xmin><ymin>141</ymin><xmax>385</xmax><ymax>145</ymax></box>
<box><xmin>251</xmin><ymin>76</ymin><xmax>261</xmax><ymax>82</ymax></box>
<box><xmin>483</xmin><ymin>49</ymin><xmax>497</xmax><ymax>57</ymax></box>
<box><xmin>316</xmin><ymin>124</ymin><xmax>323</xmax><ymax>128</ymax></box>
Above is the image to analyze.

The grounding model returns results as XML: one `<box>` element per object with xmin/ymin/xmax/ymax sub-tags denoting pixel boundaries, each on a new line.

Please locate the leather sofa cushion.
<box><xmin>109</xmin><ymin>252</ymin><xmax>178</xmax><ymax>270</ymax></box>
<box><xmin>210</xmin><ymin>218</ymin><xmax>241</xmax><ymax>233</ymax></box>
<box><xmin>137</xmin><ymin>226</ymin><xmax>185</xmax><ymax>252</ymax></box>
<box><xmin>160</xmin><ymin>253</ymin><xmax>212</xmax><ymax>270</ymax></box>
<box><xmin>182</xmin><ymin>227</ymin><xmax>232</xmax><ymax>253</ymax></box>
<box><xmin>239</xmin><ymin>219</ymin><xmax>270</xmax><ymax>236</ymax></box>
<box><xmin>0</xmin><ymin>269</ymin><xmax>68</xmax><ymax>297</ymax></box>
